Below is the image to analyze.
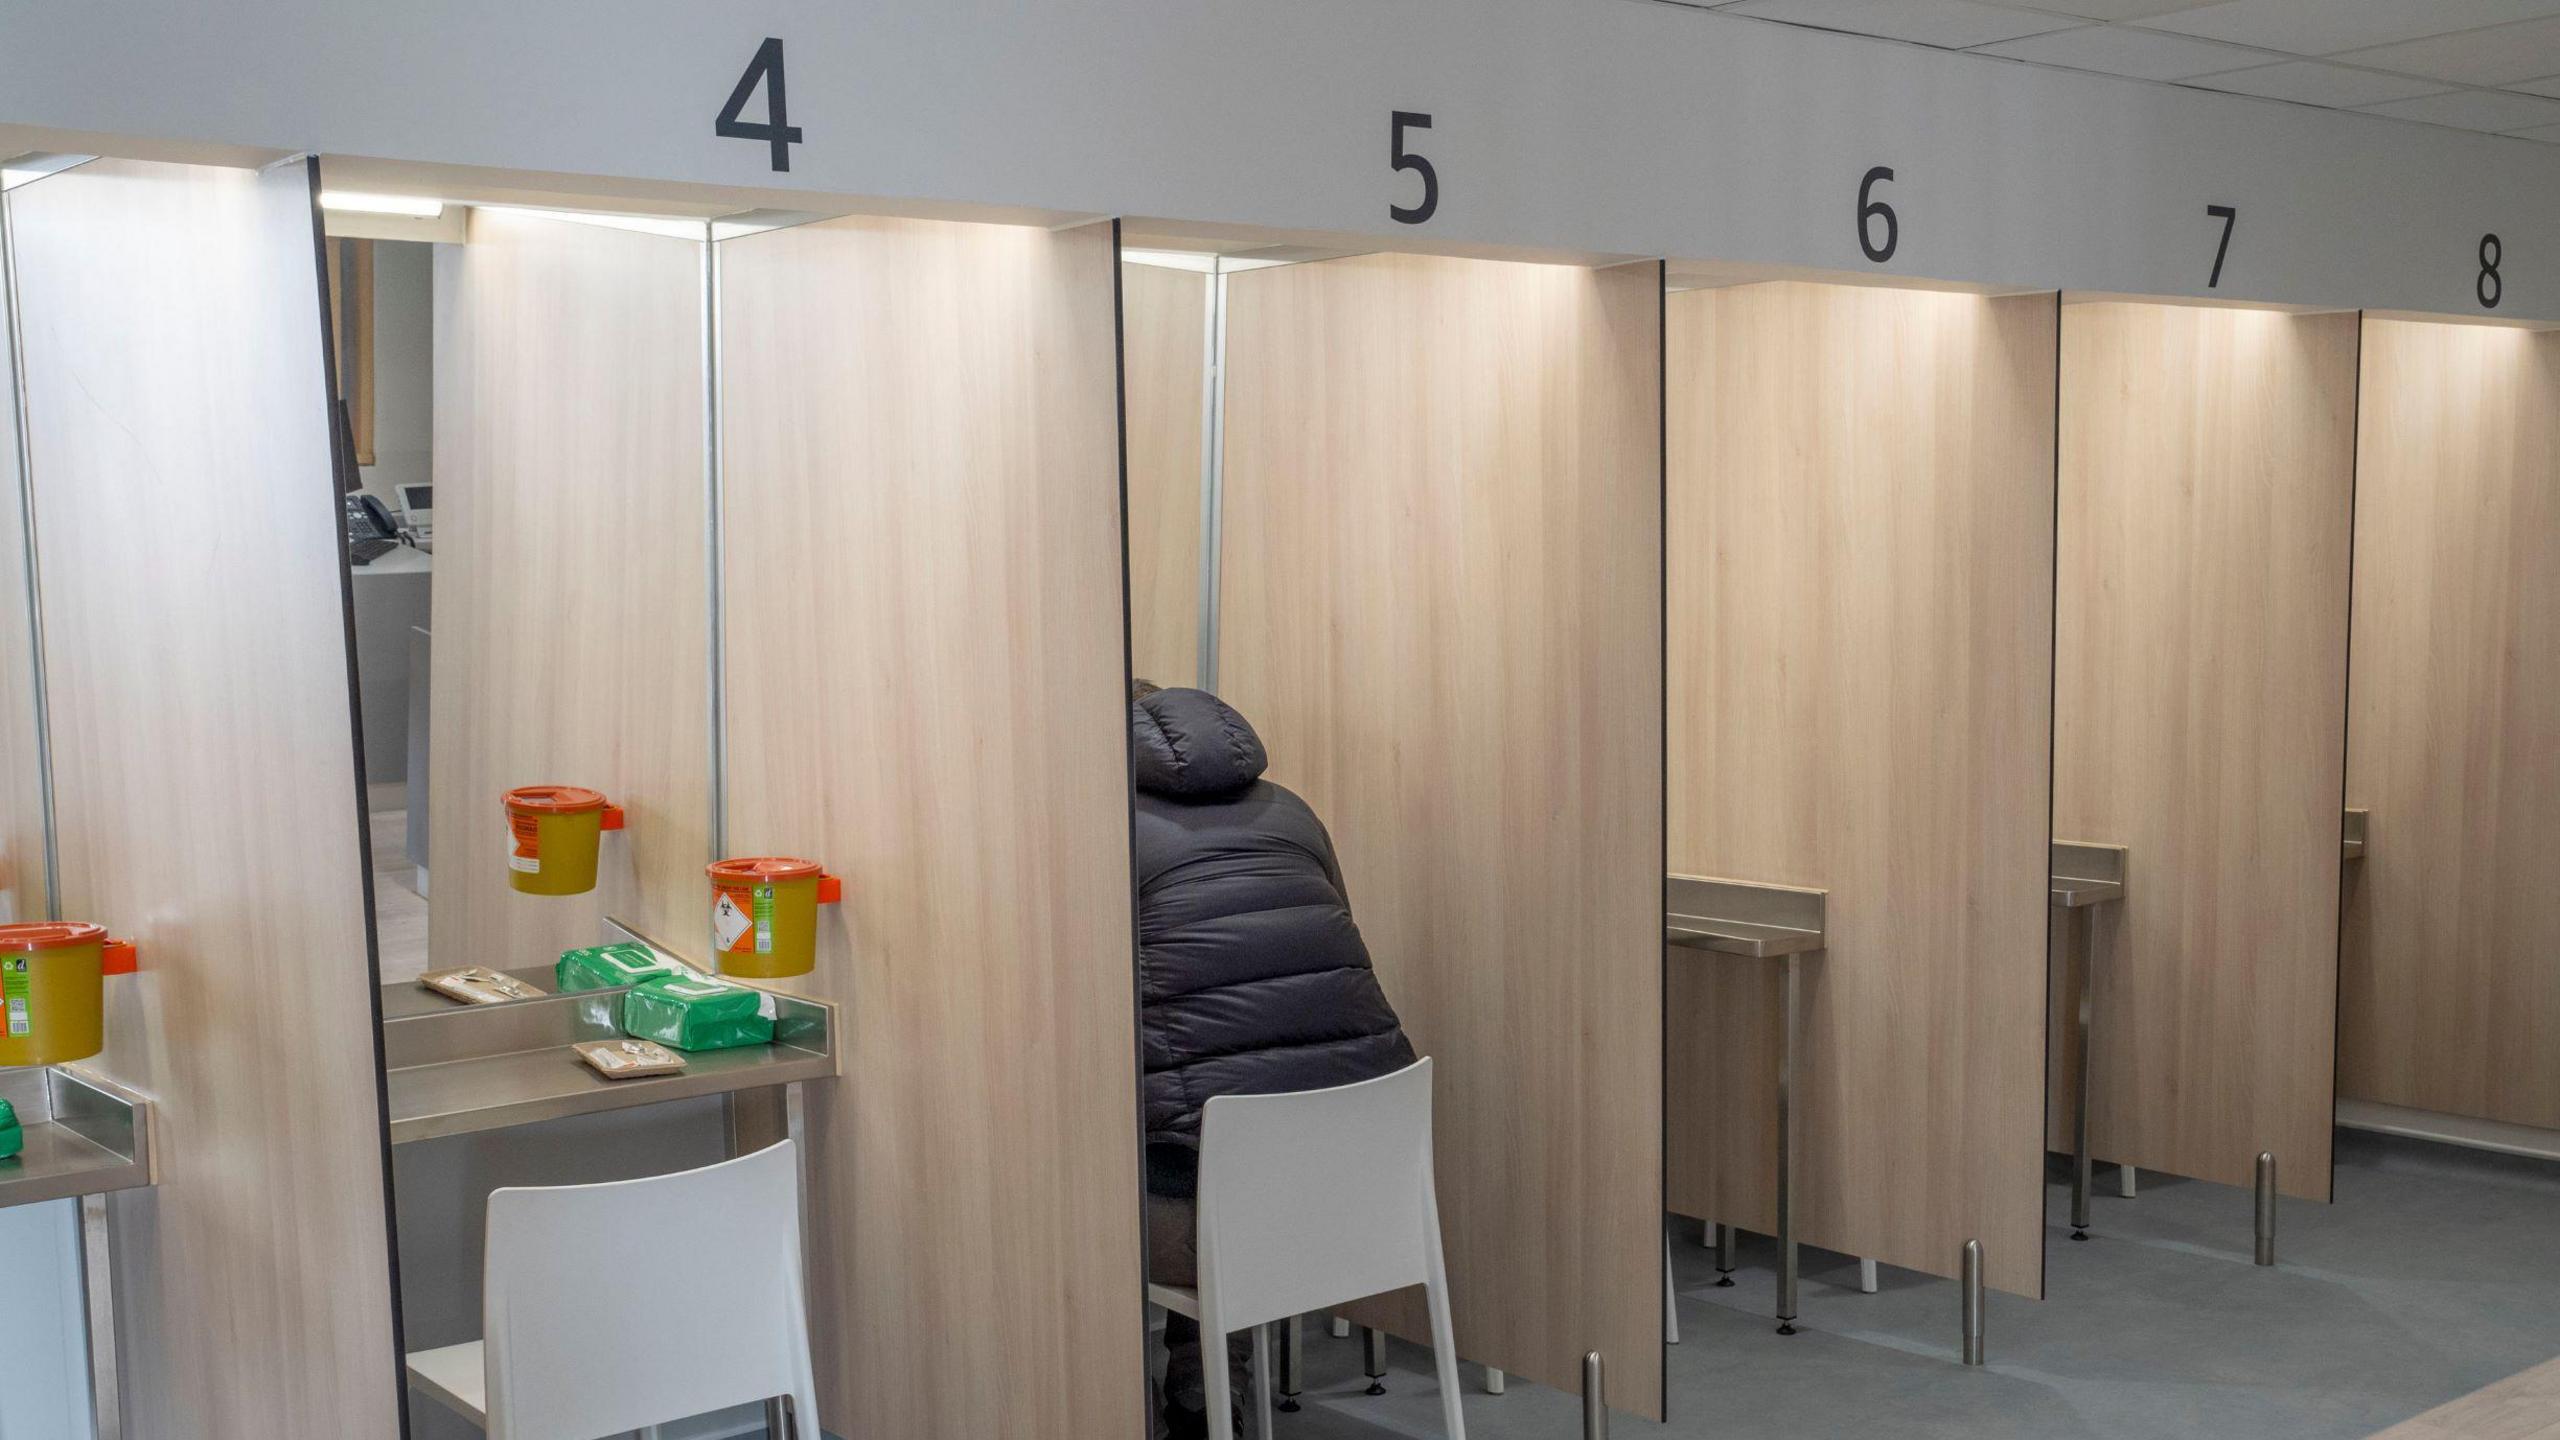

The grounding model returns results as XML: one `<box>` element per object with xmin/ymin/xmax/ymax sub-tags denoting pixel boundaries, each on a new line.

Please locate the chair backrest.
<box><xmin>1195</xmin><ymin>1057</ymin><xmax>1437</xmax><ymax>1332</ymax></box>
<box><xmin>482</xmin><ymin>1140</ymin><xmax>818</xmax><ymax>1440</ymax></box>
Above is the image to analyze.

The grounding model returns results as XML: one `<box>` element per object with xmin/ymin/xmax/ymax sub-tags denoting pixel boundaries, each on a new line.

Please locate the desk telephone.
<box><xmin>346</xmin><ymin>493</ymin><xmax>399</xmax><ymax>565</ymax></box>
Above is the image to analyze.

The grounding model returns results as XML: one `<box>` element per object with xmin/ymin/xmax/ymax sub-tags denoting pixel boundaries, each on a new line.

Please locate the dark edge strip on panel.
<box><xmin>1109</xmin><ymin>216</ymin><xmax>1157</xmax><ymax>1431</ymax></box>
<box><xmin>2038</xmin><ymin>289</ymin><xmax>2063</xmax><ymax>1300</ymax></box>
<box><xmin>1654</xmin><ymin>257</ymin><xmax>1671</xmax><ymax>1420</ymax></box>
<box><xmin>300</xmin><ymin>154</ymin><xmax>413</xmax><ymax>1440</ymax></box>
<box><xmin>2328</xmin><ymin>312</ymin><xmax>2366</xmax><ymax>1207</ymax></box>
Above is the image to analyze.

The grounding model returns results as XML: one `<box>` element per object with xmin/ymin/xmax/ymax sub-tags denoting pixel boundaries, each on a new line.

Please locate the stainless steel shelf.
<box><xmin>0</xmin><ymin>1065</ymin><xmax>156</xmax><ymax>1211</ymax></box>
<box><xmin>1664</xmin><ymin>874</ymin><xmax>1828</xmax><ymax>957</ymax></box>
<box><xmin>2051</xmin><ymin>841</ymin><xmax>2128</xmax><ymax>909</ymax></box>
<box><xmin>382</xmin><ymin>920</ymin><xmax>837</xmax><ymax>1146</ymax></box>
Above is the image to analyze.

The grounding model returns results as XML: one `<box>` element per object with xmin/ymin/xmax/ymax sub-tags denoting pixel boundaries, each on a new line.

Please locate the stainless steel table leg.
<box><xmin>81</xmin><ymin>1192</ymin><xmax>122</xmax><ymax>1440</ymax></box>
<box><xmin>1713</xmin><ymin>1222</ymin><xmax>1736</xmax><ymax>1287</ymax></box>
<box><xmin>1777</xmin><ymin>952</ymin><xmax>1799</xmax><ymax>1335</ymax></box>
<box><xmin>2071</xmin><ymin>904</ymin><xmax>2094</xmax><ymax>1240</ymax></box>
<box><xmin>1362</xmin><ymin>1325</ymin><xmax>1388</xmax><ymax>1395</ymax></box>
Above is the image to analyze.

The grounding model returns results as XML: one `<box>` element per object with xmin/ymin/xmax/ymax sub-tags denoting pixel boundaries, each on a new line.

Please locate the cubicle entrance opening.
<box><xmin>1120</xmin><ymin>227</ymin><xmax>1668</xmax><ymax>1423</ymax></box>
<box><xmin>1660</xmin><ymin>267</ymin><xmax>2061</xmax><ymax>1368</ymax></box>
<box><xmin>326</xmin><ymin>158</ymin><xmax>1150</xmax><ymax>1440</ymax></box>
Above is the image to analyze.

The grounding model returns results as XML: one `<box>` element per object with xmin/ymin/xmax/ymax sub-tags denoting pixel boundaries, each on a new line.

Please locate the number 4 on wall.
<box><xmin>718</xmin><ymin>37</ymin><xmax>804</xmax><ymax>173</ymax></box>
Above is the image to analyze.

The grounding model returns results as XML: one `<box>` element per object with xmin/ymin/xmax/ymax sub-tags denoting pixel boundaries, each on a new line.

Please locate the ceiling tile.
<box><xmin>2358</xmin><ymin>86</ymin><xmax>2560</xmax><ymax>129</ymax></box>
<box><xmin>2139</xmin><ymin>0</ymin><xmax>2560</xmax><ymax>58</ymax></box>
<box><xmin>2335</xmin><ymin>15</ymin><xmax>2560</xmax><ymax>85</ymax></box>
<box><xmin>2183</xmin><ymin>59</ymin><xmax>2453</xmax><ymax>106</ymax></box>
<box><xmin>1999</xmin><ymin>1</ymin><xmax>2224</xmax><ymax>18</ymax></box>
<box><xmin>1720</xmin><ymin>0</ymin><xmax>2082</xmax><ymax>48</ymax></box>
<box><xmin>1971</xmin><ymin>24</ymin><xmax>2276</xmax><ymax>78</ymax></box>
<box><xmin>2507</xmin><ymin>73</ymin><xmax>2560</xmax><ymax>95</ymax></box>
<box><xmin>2504</xmin><ymin>120</ymin><xmax>2560</xmax><ymax>138</ymax></box>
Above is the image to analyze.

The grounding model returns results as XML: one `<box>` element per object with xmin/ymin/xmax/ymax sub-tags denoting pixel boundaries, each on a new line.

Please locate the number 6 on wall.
<box><xmin>1858</xmin><ymin>166</ymin><xmax>1898</xmax><ymax>264</ymax></box>
<box><xmin>1391</xmin><ymin>111</ymin><xmax>1438</xmax><ymax>225</ymax></box>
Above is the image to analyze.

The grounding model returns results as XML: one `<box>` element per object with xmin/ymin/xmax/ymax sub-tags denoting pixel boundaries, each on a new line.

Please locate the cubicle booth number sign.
<box><xmin>715</xmin><ymin>38</ymin><xmax>803</xmax><ymax>172</ymax></box>
<box><xmin>8</xmin><ymin>0</ymin><xmax>2553</xmax><ymax>323</ymax></box>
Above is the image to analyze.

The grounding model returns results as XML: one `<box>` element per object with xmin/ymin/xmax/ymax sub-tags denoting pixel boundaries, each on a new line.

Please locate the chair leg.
<box><xmin>1424</xmin><ymin>1281</ymin><xmax>1467</xmax><ymax>1440</ymax></box>
<box><xmin>1206</xmin><ymin>1329</ymin><xmax>1238</xmax><ymax>1440</ymax></box>
<box><xmin>1254</xmin><ymin>1324</ymin><xmax>1274</xmax><ymax>1440</ymax></box>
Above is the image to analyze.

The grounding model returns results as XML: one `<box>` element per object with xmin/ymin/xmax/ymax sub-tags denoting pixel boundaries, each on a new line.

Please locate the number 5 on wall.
<box><xmin>1391</xmin><ymin>111</ymin><xmax>1438</xmax><ymax>225</ymax></box>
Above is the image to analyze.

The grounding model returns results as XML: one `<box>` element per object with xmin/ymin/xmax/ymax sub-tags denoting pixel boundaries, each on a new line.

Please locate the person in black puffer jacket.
<box><xmin>1131</xmin><ymin>683</ymin><xmax>1417</xmax><ymax>1440</ymax></box>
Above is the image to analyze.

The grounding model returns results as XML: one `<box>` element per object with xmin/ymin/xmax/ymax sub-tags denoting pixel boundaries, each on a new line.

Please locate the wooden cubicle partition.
<box><xmin>1123</xmin><ymin>260</ymin><xmax>1210</xmax><ymax>690</ymax></box>
<box><xmin>1665</xmin><ymin>282</ymin><xmax>2056</xmax><ymax>1300</ymax></box>
<box><xmin>8</xmin><ymin>158</ymin><xmax>402</xmax><ymax>1437</ymax></box>
<box><xmin>428</xmin><ymin>208</ymin><xmax>710</xmax><ymax>974</ymax></box>
<box><xmin>2342</xmin><ymin>319</ymin><xmax>2560</xmax><ymax>1131</ymax></box>
<box><xmin>719</xmin><ymin>215</ymin><xmax>1142</xmax><ymax>1440</ymax></box>
<box><xmin>1219</xmin><ymin>254</ymin><xmax>1665</xmax><ymax>1413</ymax></box>
<box><xmin>0</xmin><ymin>232</ymin><xmax>43</xmax><ymax>926</ymax></box>
<box><xmin>2053</xmin><ymin>302</ymin><xmax>2357</xmax><ymax>1200</ymax></box>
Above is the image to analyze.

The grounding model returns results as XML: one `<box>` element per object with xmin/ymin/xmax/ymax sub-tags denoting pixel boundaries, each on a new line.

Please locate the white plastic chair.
<box><xmin>1148</xmin><ymin>1058</ymin><xmax>1465</xmax><ymax>1440</ymax></box>
<box><xmin>405</xmin><ymin>1140</ymin><xmax>821</xmax><ymax>1440</ymax></box>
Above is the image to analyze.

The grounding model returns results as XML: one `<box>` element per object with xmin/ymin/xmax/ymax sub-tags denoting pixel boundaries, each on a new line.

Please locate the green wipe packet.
<box><xmin>556</xmin><ymin>942</ymin><xmax>681</xmax><ymax>994</ymax></box>
<box><xmin>620</xmin><ymin>975</ymin><xmax>776</xmax><ymax>1052</ymax></box>
<box><xmin>0</xmin><ymin>1096</ymin><xmax>22</xmax><ymax>1162</ymax></box>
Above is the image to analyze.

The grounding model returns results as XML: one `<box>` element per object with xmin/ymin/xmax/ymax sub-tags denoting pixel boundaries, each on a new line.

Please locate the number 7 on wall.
<box><xmin>2205</xmin><ymin>204</ymin><xmax>2236</xmax><ymax>289</ymax></box>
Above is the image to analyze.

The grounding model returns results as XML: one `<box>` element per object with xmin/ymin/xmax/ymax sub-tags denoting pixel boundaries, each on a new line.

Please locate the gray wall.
<box><xmin>356</xmin><ymin>238</ymin><xmax>432</xmax><ymax>508</ymax></box>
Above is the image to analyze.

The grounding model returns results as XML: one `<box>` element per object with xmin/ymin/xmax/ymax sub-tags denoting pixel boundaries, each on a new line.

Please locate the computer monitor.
<box><xmin>394</xmin><ymin>482</ymin><xmax>432</xmax><ymax>529</ymax></box>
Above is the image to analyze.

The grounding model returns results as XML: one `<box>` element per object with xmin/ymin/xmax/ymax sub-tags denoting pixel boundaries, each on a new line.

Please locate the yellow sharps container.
<box><xmin>707</xmin><ymin>857</ymin><xmax>842</xmax><ymax>979</ymax></box>
<box><xmin>0</xmin><ymin>921</ymin><xmax>138</xmax><ymax>1068</ymax></box>
<box><xmin>502</xmin><ymin>786</ymin><xmax>626</xmax><ymax>896</ymax></box>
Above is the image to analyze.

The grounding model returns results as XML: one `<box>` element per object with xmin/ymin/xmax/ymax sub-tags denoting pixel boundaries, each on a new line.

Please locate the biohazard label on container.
<box><xmin>4</xmin><ymin>957</ymin><xmax>28</xmax><ymax>1038</ymax></box>
<box><xmin>508</xmin><ymin>814</ymin><xmax>541</xmax><ymax>874</ymax></box>
<box><xmin>713</xmin><ymin>890</ymin><xmax>753</xmax><ymax>952</ymax></box>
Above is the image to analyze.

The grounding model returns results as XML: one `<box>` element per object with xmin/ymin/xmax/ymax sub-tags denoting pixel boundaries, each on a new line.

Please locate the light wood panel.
<box><xmin>1665</xmin><ymin>281</ymin><xmax>2055</xmax><ymax>1299</ymax></box>
<box><xmin>2342</xmin><ymin>319</ymin><xmax>2560</xmax><ymax>1129</ymax></box>
<box><xmin>1219</xmin><ymin>253</ymin><xmax>1664</xmax><ymax>1412</ymax></box>
<box><xmin>2050</xmin><ymin>302</ymin><xmax>2357</xmax><ymax>1200</ymax></box>
<box><xmin>427</xmin><ymin>208</ymin><xmax>709</xmax><ymax>973</ymax></box>
<box><xmin>719</xmin><ymin>214</ymin><xmax>1142</xmax><ymax>1440</ymax></box>
<box><xmin>2371</xmin><ymin>1353</ymin><xmax>2560</xmax><ymax>1439</ymax></box>
<box><xmin>9</xmin><ymin>157</ymin><xmax>400</xmax><ymax>1438</ymax></box>
<box><xmin>0</xmin><ymin>222</ymin><xmax>44</xmax><ymax>926</ymax></box>
<box><xmin>1122</xmin><ymin>261</ymin><xmax>1208</xmax><ymax>690</ymax></box>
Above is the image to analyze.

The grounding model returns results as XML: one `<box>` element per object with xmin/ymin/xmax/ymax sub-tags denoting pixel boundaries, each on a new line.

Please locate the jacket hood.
<box><xmin>1132</xmin><ymin>688</ymin><xmax>1269</xmax><ymax>797</ymax></box>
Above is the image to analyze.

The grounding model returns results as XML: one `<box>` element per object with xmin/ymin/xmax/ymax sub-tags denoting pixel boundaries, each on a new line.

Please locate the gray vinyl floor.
<box><xmin>1248</xmin><ymin>1131</ymin><xmax>2560</xmax><ymax>1440</ymax></box>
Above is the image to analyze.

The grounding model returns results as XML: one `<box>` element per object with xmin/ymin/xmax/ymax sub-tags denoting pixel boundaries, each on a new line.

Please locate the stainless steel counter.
<box><xmin>2051</xmin><ymin>841</ymin><xmax>2127</xmax><ymax>908</ymax></box>
<box><xmin>381</xmin><ymin>922</ymin><xmax>837</xmax><ymax>1145</ymax></box>
<box><xmin>2051</xmin><ymin>840</ymin><xmax>2128</xmax><ymax>1240</ymax></box>
<box><xmin>0</xmin><ymin>1065</ymin><xmax>155</xmax><ymax>1211</ymax></box>
<box><xmin>1665</xmin><ymin>872</ymin><xmax>1828</xmax><ymax>1333</ymax></box>
<box><xmin>1665</xmin><ymin>875</ymin><xmax>1827</xmax><ymax>957</ymax></box>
